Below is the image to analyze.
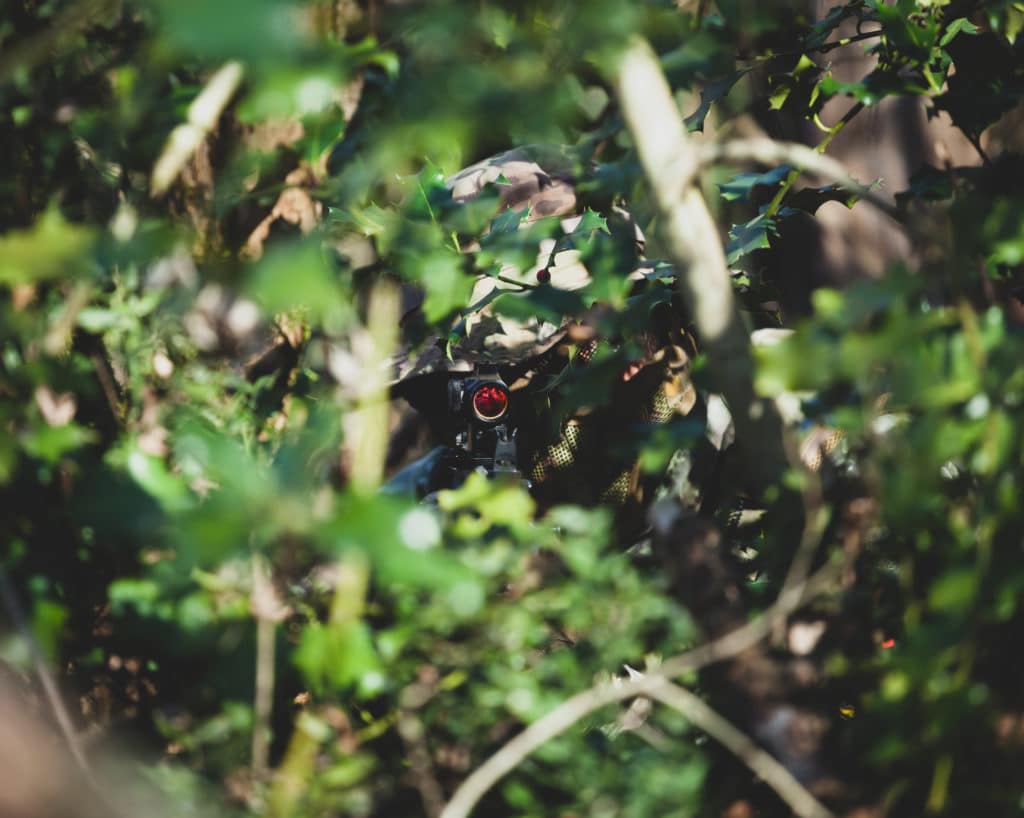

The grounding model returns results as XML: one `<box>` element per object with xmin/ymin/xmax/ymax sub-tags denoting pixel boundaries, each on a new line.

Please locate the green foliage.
<box><xmin>2</xmin><ymin>1</ymin><xmax>1024</xmax><ymax>817</ymax></box>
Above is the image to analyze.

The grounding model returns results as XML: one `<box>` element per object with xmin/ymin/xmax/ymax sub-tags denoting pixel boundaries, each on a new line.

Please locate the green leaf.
<box><xmin>766</xmin><ymin>54</ymin><xmax>821</xmax><ymax>114</ymax></box>
<box><xmin>239</xmin><ymin>67</ymin><xmax>348</xmax><ymax>121</ymax></box>
<box><xmin>31</xmin><ymin>600</ymin><xmax>68</xmax><ymax>661</ymax></box>
<box><xmin>476</xmin><ymin>216</ymin><xmax>562</xmax><ymax>275</ymax></box>
<box><xmin>491</xmin><ymin>286</ymin><xmax>586</xmax><ymax>326</ymax></box>
<box><xmin>293</xmin><ymin>621</ymin><xmax>381</xmax><ymax>694</ymax></box>
<box><xmin>21</xmin><ymin>423</ymin><xmax>96</xmax><ymax>463</ymax></box>
<box><xmin>489</xmin><ymin>206</ymin><xmax>530</xmax><ymax>235</ymax></box>
<box><xmin>122</xmin><ymin>444</ymin><xmax>193</xmax><ymax>513</ymax></box>
<box><xmin>152</xmin><ymin>0</ymin><xmax>307</xmax><ymax>60</ymax></box>
<box><xmin>896</xmin><ymin>164</ymin><xmax>953</xmax><ymax>205</ymax></box>
<box><xmin>0</xmin><ymin>207</ymin><xmax>94</xmax><ymax>285</ymax></box>
<box><xmin>415</xmin><ymin>251</ymin><xmax>475</xmax><ymax>323</ymax></box>
<box><xmin>870</xmin><ymin>0</ymin><xmax>939</xmax><ymax>55</ymax></box>
<box><xmin>684</xmin><ymin>70</ymin><xmax>747</xmax><ymax>132</ymax></box>
<box><xmin>929</xmin><ymin>569</ymin><xmax>978</xmax><ymax>613</ymax></box>
<box><xmin>247</xmin><ymin>240</ymin><xmax>349</xmax><ymax>326</ymax></box>
<box><xmin>109</xmin><ymin>578</ymin><xmax>162</xmax><ymax>617</ymax></box>
<box><xmin>77</xmin><ymin>307</ymin><xmax>125</xmax><ymax>333</ymax></box>
<box><xmin>784</xmin><ymin>183</ymin><xmax>865</xmax><ymax>212</ymax></box>
<box><xmin>573</xmin><ymin>207</ymin><xmax>610</xmax><ymax>235</ymax></box>
<box><xmin>320</xmin><ymin>753</ymin><xmax>377</xmax><ymax>790</ymax></box>
<box><xmin>804</xmin><ymin>4</ymin><xmax>859</xmax><ymax>50</ymax></box>
<box><xmin>940</xmin><ymin>17</ymin><xmax>980</xmax><ymax>48</ymax></box>
<box><xmin>719</xmin><ymin>165</ymin><xmax>792</xmax><ymax>202</ymax></box>
<box><xmin>725</xmin><ymin>212</ymin><xmax>775</xmax><ymax>265</ymax></box>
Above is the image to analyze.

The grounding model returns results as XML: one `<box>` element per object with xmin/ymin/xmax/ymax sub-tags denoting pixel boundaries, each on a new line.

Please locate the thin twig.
<box><xmin>779</xmin><ymin>474</ymin><xmax>830</xmax><ymax>607</ymax></box>
<box><xmin>658</xmin><ymin>559</ymin><xmax>840</xmax><ymax>678</ymax></box>
<box><xmin>398</xmin><ymin>711</ymin><xmax>446</xmax><ymax>818</ymax></box>
<box><xmin>0</xmin><ymin>568</ymin><xmax>102</xmax><ymax>793</ymax></box>
<box><xmin>493</xmin><ymin>274</ymin><xmax>536</xmax><ymax>291</ymax></box>
<box><xmin>696</xmin><ymin>137</ymin><xmax>899</xmax><ymax>219</ymax></box>
<box><xmin>746</xmin><ymin>29</ymin><xmax>883</xmax><ymax>64</ymax></box>
<box><xmin>764</xmin><ymin>101</ymin><xmax>866</xmax><ymax>220</ymax></box>
<box><xmin>437</xmin><ymin>560</ymin><xmax>840</xmax><ymax>818</ymax></box>
<box><xmin>150</xmin><ymin>61</ymin><xmax>245</xmax><ymax>196</ymax></box>
<box><xmin>91</xmin><ymin>351</ymin><xmax>124</xmax><ymax>425</ymax></box>
<box><xmin>646</xmin><ymin>680</ymin><xmax>836</xmax><ymax>818</ymax></box>
<box><xmin>251</xmin><ymin>554</ymin><xmax>286</xmax><ymax>779</ymax></box>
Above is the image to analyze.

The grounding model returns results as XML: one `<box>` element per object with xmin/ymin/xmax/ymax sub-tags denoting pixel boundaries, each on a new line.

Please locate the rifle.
<box><xmin>384</xmin><ymin>367</ymin><xmax>526</xmax><ymax>499</ymax></box>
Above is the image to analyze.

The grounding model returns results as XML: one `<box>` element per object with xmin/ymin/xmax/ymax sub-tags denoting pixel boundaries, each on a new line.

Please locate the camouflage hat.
<box><xmin>391</xmin><ymin>146</ymin><xmax>640</xmax><ymax>385</ymax></box>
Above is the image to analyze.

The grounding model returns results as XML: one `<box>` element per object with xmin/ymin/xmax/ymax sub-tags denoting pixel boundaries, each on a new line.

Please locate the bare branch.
<box><xmin>646</xmin><ymin>680</ymin><xmax>836</xmax><ymax>818</ymax></box>
<box><xmin>696</xmin><ymin>138</ymin><xmax>900</xmax><ymax>218</ymax></box>
<box><xmin>251</xmin><ymin>556</ymin><xmax>281</xmax><ymax>779</ymax></box>
<box><xmin>438</xmin><ymin>560</ymin><xmax>839</xmax><ymax>818</ymax></box>
<box><xmin>611</xmin><ymin>36</ymin><xmax>788</xmax><ymax>493</ymax></box>
<box><xmin>150</xmin><ymin>61</ymin><xmax>245</xmax><ymax>197</ymax></box>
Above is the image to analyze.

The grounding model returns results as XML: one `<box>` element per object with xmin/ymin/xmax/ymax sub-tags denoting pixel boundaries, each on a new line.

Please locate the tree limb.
<box><xmin>611</xmin><ymin>36</ymin><xmax>788</xmax><ymax>493</ymax></box>
<box><xmin>646</xmin><ymin>680</ymin><xmax>836</xmax><ymax>818</ymax></box>
<box><xmin>696</xmin><ymin>137</ymin><xmax>899</xmax><ymax>218</ymax></box>
<box><xmin>437</xmin><ymin>560</ymin><xmax>839</xmax><ymax>818</ymax></box>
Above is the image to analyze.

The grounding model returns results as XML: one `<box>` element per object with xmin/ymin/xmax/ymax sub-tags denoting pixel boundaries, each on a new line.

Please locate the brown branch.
<box><xmin>611</xmin><ymin>36</ymin><xmax>789</xmax><ymax>494</ymax></box>
<box><xmin>251</xmin><ymin>556</ymin><xmax>287</xmax><ymax>779</ymax></box>
<box><xmin>398</xmin><ymin>710</ymin><xmax>446</xmax><ymax>818</ymax></box>
<box><xmin>646</xmin><ymin>680</ymin><xmax>836</xmax><ymax>818</ymax></box>
<box><xmin>150</xmin><ymin>61</ymin><xmax>245</xmax><ymax>197</ymax></box>
<box><xmin>437</xmin><ymin>560</ymin><xmax>840</xmax><ymax>818</ymax></box>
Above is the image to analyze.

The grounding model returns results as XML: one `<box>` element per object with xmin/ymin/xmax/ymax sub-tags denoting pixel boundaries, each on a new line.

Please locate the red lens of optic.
<box><xmin>471</xmin><ymin>384</ymin><xmax>509</xmax><ymax>421</ymax></box>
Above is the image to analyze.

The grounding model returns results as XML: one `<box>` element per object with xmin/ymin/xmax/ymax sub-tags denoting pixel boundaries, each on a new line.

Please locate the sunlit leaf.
<box><xmin>0</xmin><ymin>208</ymin><xmax>94</xmax><ymax>285</ymax></box>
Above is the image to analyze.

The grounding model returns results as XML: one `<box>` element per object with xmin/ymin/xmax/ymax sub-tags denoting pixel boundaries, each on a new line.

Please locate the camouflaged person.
<box><xmin>386</xmin><ymin>146</ymin><xmax>699</xmax><ymax>516</ymax></box>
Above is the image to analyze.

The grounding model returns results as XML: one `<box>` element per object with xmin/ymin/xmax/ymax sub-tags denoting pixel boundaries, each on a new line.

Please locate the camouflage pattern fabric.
<box><xmin>392</xmin><ymin>147</ymin><xmax>697</xmax><ymax>507</ymax></box>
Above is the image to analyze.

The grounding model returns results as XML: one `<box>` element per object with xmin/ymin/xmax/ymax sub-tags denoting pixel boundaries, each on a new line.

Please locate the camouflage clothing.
<box><xmin>391</xmin><ymin>147</ymin><xmax>696</xmax><ymax>508</ymax></box>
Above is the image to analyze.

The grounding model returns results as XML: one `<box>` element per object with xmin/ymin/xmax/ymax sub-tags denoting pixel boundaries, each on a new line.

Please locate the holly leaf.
<box><xmin>819</xmin><ymin>69</ymin><xmax>930</xmax><ymax>107</ymax></box>
<box><xmin>719</xmin><ymin>164</ymin><xmax>792</xmax><ymax>202</ymax></box>
<box><xmin>785</xmin><ymin>182</ymin><xmax>871</xmax><ymax>213</ymax></box>
<box><xmin>476</xmin><ymin>216</ymin><xmax>561</xmax><ymax>274</ymax></box>
<box><xmin>572</xmin><ymin>207</ymin><xmax>609</xmax><ymax>235</ymax></box>
<box><xmin>804</xmin><ymin>4</ymin><xmax>859</xmax><ymax>50</ymax></box>
<box><xmin>491</xmin><ymin>286</ymin><xmax>585</xmax><ymax>326</ymax></box>
<box><xmin>684</xmin><ymin>70</ymin><xmax>747</xmax><ymax>132</ymax></box>
<box><xmin>0</xmin><ymin>207</ymin><xmax>95</xmax><ymax>285</ymax></box>
<box><xmin>767</xmin><ymin>54</ymin><xmax>821</xmax><ymax>114</ymax></box>
<box><xmin>940</xmin><ymin>17</ymin><xmax>980</xmax><ymax>48</ymax></box>
<box><xmin>895</xmin><ymin>164</ymin><xmax>953</xmax><ymax>206</ymax></box>
<box><xmin>871</xmin><ymin>0</ymin><xmax>939</xmax><ymax>57</ymax></box>
<box><xmin>725</xmin><ymin>211</ymin><xmax>776</xmax><ymax>265</ymax></box>
<box><xmin>415</xmin><ymin>251</ymin><xmax>475</xmax><ymax>323</ymax></box>
<box><xmin>490</xmin><ymin>206</ymin><xmax>529</xmax><ymax>235</ymax></box>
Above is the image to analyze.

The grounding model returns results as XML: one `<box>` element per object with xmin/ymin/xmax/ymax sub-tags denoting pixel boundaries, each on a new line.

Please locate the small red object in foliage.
<box><xmin>536</xmin><ymin>267</ymin><xmax>551</xmax><ymax>283</ymax></box>
<box><xmin>882</xmin><ymin>638</ymin><xmax>895</xmax><ymax>649</ymax></box>
<box><xmin>471</xmin><ymin>384</ymin><xmax>509</xmax><ymax>421</ymax></box>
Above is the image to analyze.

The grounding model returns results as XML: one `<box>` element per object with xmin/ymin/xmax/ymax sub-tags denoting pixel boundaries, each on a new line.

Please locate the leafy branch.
<box><xmin>438</xmin><ymin>560</ymin><xmax>841</xmax><ymax>818</ymax></box>
<box><xmin>611</xmin><ymin>35</ymin><xmax>790</xmax><ymax>493</ymax></box>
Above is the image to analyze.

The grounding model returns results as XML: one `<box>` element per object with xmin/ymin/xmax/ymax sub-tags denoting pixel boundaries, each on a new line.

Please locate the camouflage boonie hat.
<box><xmin>391</xmin><ymin>146</ymin><xmax>644</xmax><ymax>383</ymax></box>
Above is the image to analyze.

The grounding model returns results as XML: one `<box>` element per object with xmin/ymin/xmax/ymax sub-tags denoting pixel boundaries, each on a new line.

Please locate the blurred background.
<box><xmin>2</xmin><ymin>1</ymin><xmax>1024</xmax><ymax>817</ymax></box>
